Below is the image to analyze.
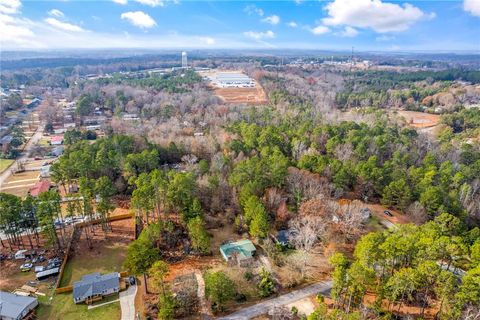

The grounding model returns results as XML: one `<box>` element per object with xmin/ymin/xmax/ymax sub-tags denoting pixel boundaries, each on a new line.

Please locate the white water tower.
<box><xmin>181</xmin><ymin>51</ymin><xmax>187</xmax><ymax>68</ymax></box>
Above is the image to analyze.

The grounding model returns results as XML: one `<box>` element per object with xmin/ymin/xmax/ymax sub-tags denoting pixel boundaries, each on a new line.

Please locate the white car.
<box><xmin>20</xmin><ymin>263</ymin><xmax>33</xmax><ymax>272</ymax></box>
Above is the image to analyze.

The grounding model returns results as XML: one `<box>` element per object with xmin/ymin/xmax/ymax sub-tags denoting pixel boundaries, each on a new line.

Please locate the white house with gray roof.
<box><xmin>0</xmin><ymin>291</ymin><xmax>38</xmax><ymax>320</ymax></box>
<box><xmin>73</xmin><ymin>272</ymin><xmax>120</xmax><ymax>304</ymax></box>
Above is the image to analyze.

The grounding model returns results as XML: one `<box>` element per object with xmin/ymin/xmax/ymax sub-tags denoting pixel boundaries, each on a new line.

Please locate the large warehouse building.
<box><xmin>205</xmin><ymin>72</ymin><xmax>256</xmax><ymax>88</ymax></box>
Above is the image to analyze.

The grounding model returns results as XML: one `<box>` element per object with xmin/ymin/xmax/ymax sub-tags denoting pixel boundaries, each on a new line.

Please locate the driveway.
<box><xmin>218</xmin><ymin>280</ymin><xmax>332</xmax><ymax>320</ymax></box>
<box><xmin>120</xmin><ymin>284</ymin><xmax>137</xmax><ymax>320</ymax></box>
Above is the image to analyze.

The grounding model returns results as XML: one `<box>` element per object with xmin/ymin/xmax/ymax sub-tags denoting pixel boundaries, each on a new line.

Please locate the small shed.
<box><xmin>220</xmin><ymin>239</ymin><xmax>256</xmax><ymax>267</ymax></box>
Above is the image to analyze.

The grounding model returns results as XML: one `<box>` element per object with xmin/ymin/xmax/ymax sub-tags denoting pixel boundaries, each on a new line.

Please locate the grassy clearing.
<box><xmin>366</xmin><ymin>215</ymin><xmax>385</xmax><ymax>232</ymax></box>
<box><xmin>59</xmin><ymin>243</ymin><xmax>128</xmax><ymax>287</ymax></box>
<box><xmin>37</xmin><ymin>291</ymin><xmax>121</xmax><ymax>320</ymax></box>
<box><xmin>0</xmin><ymin>159</ymin><xmax>14</xmax><ymax>173</ymax></box>
<box><xmin>38</xmin><ymin>138</ymin><xmax>51</xmax><ymax>147</ymax></box>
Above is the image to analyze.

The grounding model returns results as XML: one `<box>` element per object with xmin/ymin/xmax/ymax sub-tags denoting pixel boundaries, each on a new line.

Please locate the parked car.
<box><xmin>35</xmin><ymin>266</ymin><xmax>44</xmax><ymax>272</ymax></box>
<box><xmin>20</xmin><ymin>263</ymin><xmax>33</xmax><ymax>272</ymax></box>
<box><xmin>384</xmin><ymin>210</ymin><xmax>393</xmax><ymax>217</ymax></box>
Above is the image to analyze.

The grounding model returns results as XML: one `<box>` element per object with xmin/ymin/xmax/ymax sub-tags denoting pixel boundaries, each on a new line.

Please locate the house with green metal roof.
<box><xmin>219</xmin><ymin>239</ymin><xmax>256</xmax><ymax>267</ymax></box>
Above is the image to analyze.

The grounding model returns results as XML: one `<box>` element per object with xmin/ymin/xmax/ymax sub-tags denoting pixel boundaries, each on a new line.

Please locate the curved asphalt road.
<box><xmin>218</xmin><ymin>280</ymin><xmax>332</xmax><ymax>320</ymax></box>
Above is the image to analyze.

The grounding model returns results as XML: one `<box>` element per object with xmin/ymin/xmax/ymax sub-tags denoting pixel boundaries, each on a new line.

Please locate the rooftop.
<box><xmin>220</xmin><ymin>239</ymin><xmax>256</xmax><ymax>261</ymax></box>
<box><xmin>29</xmin><ymin>180</ymin><xmax>51</xmax><ymax>197</ymax></box>
<box><xmin>73</xmin><ymin>272</ymin><xmax>120</xmax><ymax>302</ymax></box>
<box><xmin>0</xmin><ymin>291</ymin><xmax>38</xmax><ymax>320</ymax></box>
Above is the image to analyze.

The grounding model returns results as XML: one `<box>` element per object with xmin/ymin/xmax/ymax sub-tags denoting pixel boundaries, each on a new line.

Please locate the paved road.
<box><xmin>120</xmin><ymin>284</ymin><xmax>137</xmax><ymax>320</ymax></box>
<box><xmin>0</xmin><ymin>123</ymin><xmax>44</xmax><ymax>187</ymax></box>
<box><xmin>218</xmin><ymin>280</ymin><xmax>332</xmax><ymax>320</ymax></box>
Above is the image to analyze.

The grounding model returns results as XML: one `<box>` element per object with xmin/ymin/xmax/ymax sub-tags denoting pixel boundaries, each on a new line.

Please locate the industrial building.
<box><xmin>205</xmin><ymin>72</ymin><xmax>256</xmax><ymax>88</ymax></box>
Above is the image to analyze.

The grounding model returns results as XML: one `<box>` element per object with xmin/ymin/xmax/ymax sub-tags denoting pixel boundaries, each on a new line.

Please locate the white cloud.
<box><xmin>198</xmin><ymin>36</ymin><xmax>215</xmax><ymax>45</ymax></box>
<box><xmin>339</xmin><ymin>26</ymin><xmax>358</xmax><ymax>37</ymax></box>
<box><xmin>112</xmin><ymin>0</ymin><xmax>128</xmax><ymax>4</ymax></box>
<box><xmin>311</xmin><ymin>25</ymin><xmax>330</xmax><ymax>35</ymax></box>
<box><xmin>0</xmin><ymin>0</ymin><xmax>21</xmax><ymax>14</ymax></box>
<box><xmin>0</xmin><ymin>13</ymin><xmax>36</xmax><ymax>46</ymax></box>
<box><xmin>288</xmin><ymin>21</ymin><xmax>297</xmax><ymax>28</ymax></box>
<box><xmin>44</xmin><ymin>17</ymin><xmax>84</xmax><ymax>32</ymax></box>
<box><xmin>135</xmin><ymin>0</ymin><xmax>163</xmax><ymax>7</ymax></box>
<box><xmin>464</xmin><ymin>0</ymin><xmax>480</xmax><ymax>16</ymax></box>
<box><xmin>48</xmin><ymin>9</ymin><xmax>64</xmax><ymax>18</ymax></box>
<box><xmin>323</xmin><ymin>0</ymin><xmax>434</xmax><ymax>33</ymax></box>
<box><xmin>376</xmin><ymin>35</ymin><xmax>395</xmax><ymax>41</ymax></box>
<box><xmin>244</xmin><ymin>30</ymin><xmax>275</xmax><ymax>40</ymax></box>
<box><xmin>121</xmin><ymin>11</ymin><xmax>156</xmax><ymax>28</ymax></box>
<box><xmin>262</xmin><ymin>14</ymin><xmax>280</xmax><ymax>25</ymax></box>
<box><xmin>244</xmin><ymin>4</ymin><xmax>264</xmax><ymax>17</ymax></box>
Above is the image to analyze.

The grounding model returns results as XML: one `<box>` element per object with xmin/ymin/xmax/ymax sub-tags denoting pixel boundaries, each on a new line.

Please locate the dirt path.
<box><xmin>194</xmin><ymin>270</ymin><xmax>211</xmax><ymax>318</ymax></box>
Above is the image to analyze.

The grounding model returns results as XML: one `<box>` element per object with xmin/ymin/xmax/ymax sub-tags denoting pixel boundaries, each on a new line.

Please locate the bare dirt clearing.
<box><xmin>396</xmin><ymin>110</ymin><xmax>440</xmax><ymax>128</ymax></box>
<box><xmin>214</xmin><ymin>86</ymin><xmax>268</xmax><ymax>105</ymax></box>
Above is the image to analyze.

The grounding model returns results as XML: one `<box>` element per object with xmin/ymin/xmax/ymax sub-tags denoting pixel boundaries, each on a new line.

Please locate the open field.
<box><xmin>59</xmin><ymin>218</ymin><xmax>134</xmax><ymax>287</ymax></box>
<box><xmin>214</xmin><ymin>86</ymin><xmax>268</xmax><ymax>105</ymax></box>
<box><xmin>396</xmin><ymin>110</ymin><xmax>441</xmax><ymax>128</ymax></box>
<box><xmin>0</xmin><ymin>159</ymin><xmax>14</xmax><ymax>174</ymax></box>
<box><xmin>0</xmin><ymin>170</ymin><xmax>40</xmax><ymax>197</ymax></box>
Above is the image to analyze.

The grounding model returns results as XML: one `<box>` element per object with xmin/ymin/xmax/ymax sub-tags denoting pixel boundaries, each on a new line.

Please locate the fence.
<box><xmin>54</xmin><ymin>212</ymin><xmax>134</xmax><ymax>293</ymax></box>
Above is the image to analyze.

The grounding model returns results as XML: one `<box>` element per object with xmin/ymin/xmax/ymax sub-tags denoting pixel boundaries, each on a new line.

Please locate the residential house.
<box><xmin>50</xmin><ymin>136</ymin><xmax>63</xmax><ymax>145</ymax></box>
<box><xmin>219</xmin><ymin>239</ymin><xmax>256</xmax><ymax>267</ymax></box>
<box><xmin>28</xmin><ymin>180</ymin><xmax>51</xmax><ymax>198</ymax></box>
<box><xmin>51</xmin><ymin>146</ymin><xmax>64</xmax><ymax>157</ymax></box>
<box><xmin>73</xmin><ymin>272</ymin><xmax>120</xmax><ymax>304</ymax></box>
<box><xmin>0</xmin><ymin>291</ymin><xmax>38</xmax><ymax>320</ymax></box>
<box><xmin>0</xmin><ymin>135</ymin><xmax>13</xmax><ymax>152</ymax></box>
<box><xmin>40</xmin><ymin>165</ymin><xmax>51</xmax><ymax>178</ymax></box>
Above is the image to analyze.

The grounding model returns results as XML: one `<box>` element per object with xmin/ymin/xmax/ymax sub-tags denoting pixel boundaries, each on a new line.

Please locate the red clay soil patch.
<box><xmin>396</xmin><ymin>111</ymin><xmax>440</xmax><ymax>129</ymax></box>
<box><xmin>213</xmin><ymin>86</ymin><xmax>268</xmax><ymax>105</ymax></box>
<box><xmin>366</xmin><ymin>203</ymin><xmax>413</xmax><ymax>225</ymax></box>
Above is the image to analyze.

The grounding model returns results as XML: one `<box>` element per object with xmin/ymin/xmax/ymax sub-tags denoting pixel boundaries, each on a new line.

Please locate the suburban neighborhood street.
<box><xmin>0</xmin><ymin>123</ymin><xmax>44</xmax><ymax>187</ymax></box>
<box><xmin>218</xmin><ymin>280</ymin><xmax>333</xmax><ymax>320</ymax></box>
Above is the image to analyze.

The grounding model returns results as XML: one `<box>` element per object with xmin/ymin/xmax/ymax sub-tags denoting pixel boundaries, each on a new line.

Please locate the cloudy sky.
<box><xmin>1</xmin><ymin>0</ymin><xmax>479</xmax><ymax>51</ymax></box>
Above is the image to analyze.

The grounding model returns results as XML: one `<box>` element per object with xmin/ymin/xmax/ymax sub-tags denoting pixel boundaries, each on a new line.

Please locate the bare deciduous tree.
<box><xmin>289</xmin><ymin>215</ymin><xmax>326</xmax><ymax>278</ymax></box>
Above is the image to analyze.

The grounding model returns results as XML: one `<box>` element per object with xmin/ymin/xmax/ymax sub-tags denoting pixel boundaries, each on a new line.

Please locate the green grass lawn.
<box><xmin>37</xmin><ymin>241</ymin><xmax>128</xmax><ymax>320</ymax></box>
<box><xmin>366</xmin><ymin>215</ymin><xmax>385</xmax><ymax>232</ymax></box>
<box><xmin>0</xmin><ymin>159</ymin><xmax>14</xmax><ymax>174</ymax></box>
<box><xmin>38</xmin><ymin>138</ymin><xmax>51</xmax><ymax>147</ymax></box>
<box><xmin>37</xmin><ymin>291</ymin><xmax>121</xmax><ymax>320</ymax></box>
<box><xmin>59</xmin><ymin>243</ymin><xmax>128</xmax><ymax>287</ymax></box>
